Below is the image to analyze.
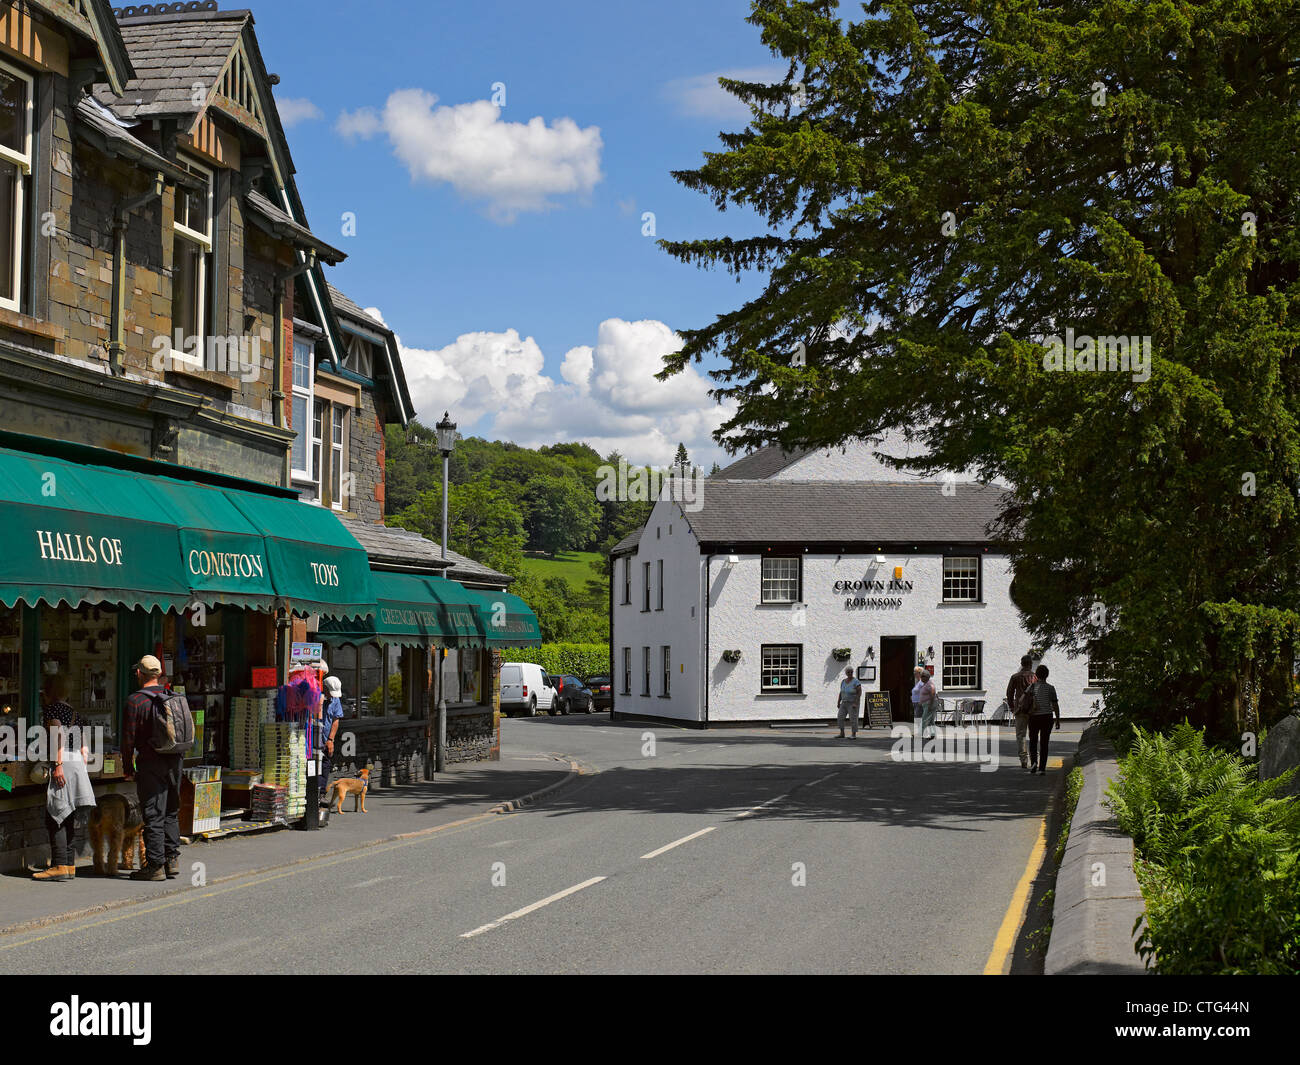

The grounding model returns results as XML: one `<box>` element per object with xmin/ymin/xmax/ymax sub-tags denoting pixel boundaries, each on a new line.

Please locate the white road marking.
<box><xmin>351</xmin><ymin>876</ymin><xmax>398</xmax><ymax>888</ymax></box>
<box><xmin>639</xmin><ymin>826</ymin><xmax>716</xmax><ymax>860</ymax></box>
<box><xmin>460</xmin><ymin>876</ymin><xmax>606</xmax><ymax>939</ymax></box>
<box><xmin>735</xmin><ymin>767</ymin><xmax>848</xmax><ymax>819</ymax></box>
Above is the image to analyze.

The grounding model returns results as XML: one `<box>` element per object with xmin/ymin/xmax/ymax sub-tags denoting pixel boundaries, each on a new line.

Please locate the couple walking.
<box><xmin>1006</xmin><ymin>656</ymin><xmax>1061</xmax><ymax>774</ymax></box>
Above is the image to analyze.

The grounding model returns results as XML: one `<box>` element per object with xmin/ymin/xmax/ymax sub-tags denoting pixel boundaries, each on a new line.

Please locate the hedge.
<box><xmin>500</xmin><ymin>643</ymin><xmax>610</xmax><ymax>679</ymax></box>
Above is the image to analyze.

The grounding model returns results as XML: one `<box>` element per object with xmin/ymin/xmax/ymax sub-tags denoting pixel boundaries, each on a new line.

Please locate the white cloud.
<box><xmin>388</xmin><ymin>317</ymin><xmax>732</xmax><ymax>467</ymax></box>
<box><xmin>663</xmin><ymin>65</ymin><xmax>786</xmax><ymax>122</ymax></box>
<box><xmin>276</xmin><ymin>96</ymin><xmax>323</xmax><ymax>127</ymax></box>
<box><xmin>335</xmin><ymin>89</ymin><xmax>603</xmax><ymax>222</ymax></box>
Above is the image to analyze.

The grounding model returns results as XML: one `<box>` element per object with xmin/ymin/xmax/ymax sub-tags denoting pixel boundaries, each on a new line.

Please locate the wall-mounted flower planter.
<box><xmin>721</xmin><ymin>649</ymin><xmax>742</xmax><ymax>663</ymax></box>
<box><xmin>831</xmin><ymin>648</ymin><xmax>853</xmax><ymax>661</ymax></box>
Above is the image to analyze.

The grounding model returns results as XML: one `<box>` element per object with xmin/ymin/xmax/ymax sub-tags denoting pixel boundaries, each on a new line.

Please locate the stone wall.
<box><xmin>348</xmin><ymin>386</ymin><xmax>385</xmax><ymax>523</ymax></box>
<box><xmin>327</xmin><ymin>720</ymin><xmax>427</xmax><ymax>790</ymax></box>
<box><xmin>447</xmin><ymin>708</ymin><xmax>494</xmax><ymax>764</ymax></box>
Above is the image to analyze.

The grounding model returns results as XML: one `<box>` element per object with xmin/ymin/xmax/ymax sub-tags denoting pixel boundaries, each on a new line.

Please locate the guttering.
<box><xmin>273</xmin><ymin>250</ymin><xmax>317</xmax><ymax>487</ymax></box>
<box><xmin>107</xmin><ymin>172</ymin><xmax>165</xmax><ymax>375</ymax></box>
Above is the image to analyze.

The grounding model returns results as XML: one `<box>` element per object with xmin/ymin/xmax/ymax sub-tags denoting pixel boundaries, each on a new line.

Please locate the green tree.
<box><xmin>390</xmin><ymin>482</ymin><xmax>526</xmax><ymax>566</ymax></box>
<box><xmin>522</xmin><ymin>474</ymin><xmax>602</xmax><ymax>555</ymax></box>
<box><xmin>660</xmin><ymin>0</ymin><xmax>1300</xmax><ymax>739</ymax></box>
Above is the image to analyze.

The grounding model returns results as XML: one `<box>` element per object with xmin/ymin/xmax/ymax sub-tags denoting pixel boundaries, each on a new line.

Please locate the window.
<box><xmin>943</xmin><ymin>557</ymin><xmax>981</xmax><ymax>602</ymax></box>
<box><xmin>291</xmin><ymin>338</ymin><xmax>314</xmax><ymax>478</ymax></box>
<box><xmin>622</xmin><ymin>558</ymin><xmax>631</xmax><ymax>604</ymax></box>
<box><xmin>311</xmin><ymin>398</ymin><xmax>325</xmax><ymax>493</ymax></box>
<box><xmin>0</xmin><ymin>61</ymin><xmax>32</xmax><ymax>312</ymax></box>
<box><xmin>330</xmin><ymin>403</ymin><xmax>347</xmax><ymax>509</ymax></box>
<box><xmin>344</xmin><ymin>334</ymin><xmax>374</xmax><ymax>377</ymax></box>
<box><xmin>171</xmin><ymin>157</ymin><xmax>213</xmax><ymax>364</ymax></box>
<box><xmin>656</xmin><ymin>560</ymin><xmax>664</xmax><ymax>610</ymax></box>
<box><xmin>761</xmin><ymin>557</ymin><xmax>801</xmax><ymax>603</ymax></box>
<box><xmin>642</xmin><ymin>561</ymin><xmax>651</xmax><ymax>611</ymax></box>
<box><xmin>622</xmin><ymin>647</ymin><xmax>631</xmax><ymax>695</ymax></box>
<box><xmin>642</xmin><ymin>647</ymin><xmax>651</xmax><ymax>695</ymax></box>
<box><xmin>661</xmin><ymin>646</ymin><xmax>671</xmax><ymax>696</ymax></box>
<box><xmin>760</xmin><ymin>645</ymin><xmax>802</xmax><ymax>693</ymax></box>
<box><xmin>942</xmin><ymin>642</ymin><xmax>982</xmax><ymax>690</ymax></box>
<box><xmin>1087</xmin><ymin>656</ymin><xmax>1111</xmax><ymax>687</ymax></box>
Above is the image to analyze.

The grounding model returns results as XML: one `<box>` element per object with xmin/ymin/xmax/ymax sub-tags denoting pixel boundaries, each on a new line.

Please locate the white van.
<box><xmin>499</xmin><ymin>662</ymin><xmax>556</xmax><ymax>716</ymax></box>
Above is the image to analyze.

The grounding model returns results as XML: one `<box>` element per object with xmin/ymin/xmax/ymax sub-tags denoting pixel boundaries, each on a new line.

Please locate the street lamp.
<box><xmin>435</xmin><ymin>411</ymin><xmax>456</xmax><ymax>561</ymax></box>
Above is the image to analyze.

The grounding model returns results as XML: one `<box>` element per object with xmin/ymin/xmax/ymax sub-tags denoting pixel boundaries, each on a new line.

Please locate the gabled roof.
<box><xmin>610</xmin><ymin>526</ymin><xmax>643</xmax><ymax>557</ymax></box>
<box><xmin>339</xmin><ymin>518</ymin><xmax>513</xmax><ymax>588</ymax></box>
<box><xmin>74</xmin><ymin>95</ymin><xmax>201</xmax><ymax>187</ymax></box>
<box><xmin>324</xmin><ymin>281</ymin><xmax>414</xmax><ymax>427</ymax></box>
<box><xmin>712</xmin><ymin>447</ymin><xmax>813</xmax><ymax>479</ymax></box>
<box><xmin>31</xmin><ymin>1</ymin><xmax>134</xmax><ymax>94</ymax></box>
<box><xmin>682</xmin><ymin>480</ymin><xmax>1011</xmax><ymax>547</ymax></box>
<box><xmin>245</xmin><ymin>189</ymin><xmax>346</xmax><ymax>264</ymax></box>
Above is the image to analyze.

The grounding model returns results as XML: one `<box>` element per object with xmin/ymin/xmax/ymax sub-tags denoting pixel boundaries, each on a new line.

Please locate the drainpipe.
<box><xmin>273</xmin><ymin>250</ymin><xmax>317</xmax><ymax>487</ymax></box>
<box><xmin>108</xmin><ymin>172</ymin><xmax>165</xmax><ymax>375</ymax></box>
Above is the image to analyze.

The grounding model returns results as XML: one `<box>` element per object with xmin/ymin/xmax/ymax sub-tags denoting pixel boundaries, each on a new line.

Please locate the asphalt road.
<box><xmin>0</xmin><ymin>715</ymin><xmax>1080</xmax><ymax>974</ymax></box>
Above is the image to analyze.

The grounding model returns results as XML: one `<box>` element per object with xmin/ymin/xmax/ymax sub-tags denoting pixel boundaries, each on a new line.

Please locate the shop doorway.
<box><xmin>880</xmin><ymin>636</ymin><xmax>916</xmax><ymax>722</ymax></box>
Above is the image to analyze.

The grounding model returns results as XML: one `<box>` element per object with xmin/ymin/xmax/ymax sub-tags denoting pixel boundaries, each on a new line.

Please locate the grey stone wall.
<box><xmin>347</xmin><ymin>386</ymin><xmax>384</xmax><ymax>523</ymax></box>
<box><xmin>447</xmin><ymin>709</ymin><xmax>494</xmax><ymax>764</ymax></box>
<box><xmin>327</xmin><ymin>721</ymin><xmax>427</xmax><ymax>790</ymax></box>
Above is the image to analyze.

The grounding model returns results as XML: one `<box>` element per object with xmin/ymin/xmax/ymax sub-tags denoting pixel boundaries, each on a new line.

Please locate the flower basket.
<box><xmin>721</xmin><ymin>649</ymin><xmax>742</xmax><ymax>664</ymax></box>
<box><xmin>831</xmin><ymin>648</ymin><xmax>853</xmax><ymax>661</ymax></box>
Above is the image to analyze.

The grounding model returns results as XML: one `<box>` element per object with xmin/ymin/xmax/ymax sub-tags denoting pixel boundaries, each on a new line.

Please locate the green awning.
<box><xmin>0</xmin><ymin>444</ymin><xmax>373</xmax><ymax>618</ymax></box>
<box><xmin>318</xmin><ymin>571</ymin><xmax>484</xmax><ymax>647</ymax></box>
<box><xmin>463</xmin><ymin>587</ymin><xmax>542</xmax><ymax>647</ymax></box>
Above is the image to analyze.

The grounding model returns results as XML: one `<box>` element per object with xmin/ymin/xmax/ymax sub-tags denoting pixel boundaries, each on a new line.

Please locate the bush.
<box><xmin>1108</xmin><ymin>722</ymin><xmax>1300</xmax><ymax>973</ymax></box>
<box><xmin>500</xmin><ymin>643</ymin><xmax>609</xmax><ymax>680</ymax></box>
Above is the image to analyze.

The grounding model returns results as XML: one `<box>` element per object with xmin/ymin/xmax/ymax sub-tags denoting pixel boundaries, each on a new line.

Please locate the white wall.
<box><xmin>611</xmin><ymin>497</ymin><xmax>705</xmax><ymax>722</ymax></box>
<box><xmin>704</xmin><ymin>552</ymin><xmax>1098</xmax><ymax>722</ymax></box>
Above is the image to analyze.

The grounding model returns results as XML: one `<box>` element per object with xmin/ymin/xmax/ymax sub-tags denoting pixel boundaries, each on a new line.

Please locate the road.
<box><xmin>0</xmin><ymin>716</ymin><xmax>1079</xmax><ymax>974</ymax></box>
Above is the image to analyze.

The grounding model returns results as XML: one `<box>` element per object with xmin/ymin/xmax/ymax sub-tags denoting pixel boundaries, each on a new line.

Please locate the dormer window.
<box><xmin>0</xmin><ymin>60</ymin><xmax>33</xmax><ymax>313</ymax></box>
<box><xmin>171</xmin><ymin>157</ymin><xmax>213</xmax><ymax>365</ymax></box>
<box><xmin>344</xmin><ymin>333</ymin><xmax>373</xmax><ymax>377</ymax></box>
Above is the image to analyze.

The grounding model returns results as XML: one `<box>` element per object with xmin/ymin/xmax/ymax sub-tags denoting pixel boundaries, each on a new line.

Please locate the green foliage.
<box><xmin>661</xmin><ymin>0</ymin><xmax>1300</xmax><ymax>738</ymax></box>
<box><xmin>1053</xmin><ymin>766</ymin><xmax>1084</xmax><ymax>866</ymax></box>
<box><xmin>522</xmin><ymin>474</ymin><xmax>601</xmax><ymax>555</ymax></box>
<box><xmin>1108</xmin><ymin>723</ymin><xmax>1300</xmax><ymax>973</ymax></box>
<box><xmin>367</xmin><ymin>671</ymin><xmax>403</xmax><ymax>714</ymax></box>
<box><xmin>500</xmin><ymin>643</ymin><xmax>610</xmax><ymax>680</ymax></box>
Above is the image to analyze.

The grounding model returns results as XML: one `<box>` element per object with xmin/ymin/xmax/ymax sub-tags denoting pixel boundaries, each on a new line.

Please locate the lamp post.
<box><xmin>434</xmin><ymin>411</ymin><xmax>456</xmax><ymax>774</ymax></box>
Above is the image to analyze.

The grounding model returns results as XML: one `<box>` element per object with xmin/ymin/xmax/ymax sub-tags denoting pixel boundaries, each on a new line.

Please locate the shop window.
<box><xmin>291</xmin><ymin>338</ymin><xmax>314</xmax><ymax>479</ymax></box>
<box><xmin>942</xmin><ymin>642</ymin><xmax>982</xmax><ymax>690</ymax></box>
<box><xmin>761</xmin><ymin>557</ymin><xmax>800</xmax><ymax>603</ymax></box>
<box><xmin>175</xmin><ymin>609</ymin><xmax>226</xmax><ymax>761</ymax></box>
<box><xmin>458</xmin><ymin>647</ymin><xmax>482</xmax><ymax>705</ymax></box>
<box><xmin>942</xmin><ymin>557</ymin><xmax>980</xmax><ymax>602</ymax></box>
<box><xmin>760</xmin><ymin>644</ymin><xmax>802</xmax><ymax>693</ymax></box>
<box><xmin>39</xmin><ymin>603</ymin><xmax>119</xmax><ymax>748</ymax></box>
<box><xmin>361</xmin><ymin>643</ymin><xmax>402</xmax><ymax>716</ymax></box>
<box><xmin>323</xmin><ymin>642</ymin><xmax>360</xmax><ymax>717</ymax></box>
<box><xmin>171</xmin><ymin>157</ymin><xmax>213</xmax><ymax>364</ymax></box>
<box><xmin>0</xmin><ymin>604</ymin><xmax>21</xmax><ymax>717</ymax></box>
<box><xmin>0</xmin><ymin>60</ymin><xmax>32</xmax><ymax>313</ymax></box>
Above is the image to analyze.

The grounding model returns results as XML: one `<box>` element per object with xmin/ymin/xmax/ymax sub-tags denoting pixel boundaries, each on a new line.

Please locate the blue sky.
<box><xmin>252</xmin><ymin>0</ymin><xmax>781</xmax><ymax>467</ymax></box>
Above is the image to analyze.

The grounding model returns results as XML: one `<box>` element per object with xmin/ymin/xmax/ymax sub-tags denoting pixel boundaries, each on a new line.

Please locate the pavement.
<box><xmin>0</xmin><ymin>715</ymin><xmax>1084</xmax><ymax>973</ymax></box>
<box><xmin>0</xmin><ymin>750</ymin><xmax>577</xmax><ymax>935</ymax></box>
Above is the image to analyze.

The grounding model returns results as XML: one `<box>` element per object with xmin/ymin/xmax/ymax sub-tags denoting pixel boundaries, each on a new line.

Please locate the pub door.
<box><xmin>880</xmin><ymin>636</ymin><xmax>917</xmax><ymax>722</ymax></box>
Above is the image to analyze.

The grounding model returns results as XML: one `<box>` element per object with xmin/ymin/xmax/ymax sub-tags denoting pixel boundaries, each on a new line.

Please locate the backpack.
<box><xmin>1017</xmin><ymin>681</ymin><xmax>1037</xmax><ymax>716</ymax></box>
<box><xmin>145</xmin><ymin>688</ymin><xmax>195</xmax><ymax>754</ymax></box>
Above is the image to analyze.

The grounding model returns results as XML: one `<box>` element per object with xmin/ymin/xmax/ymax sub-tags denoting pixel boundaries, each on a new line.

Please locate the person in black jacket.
<box><xmin>121</xmin><ymin>655</ymin><xmax>183</xmax><ymax>880</ymax></box>
<box><xmin>1006</xmin><ymin>655</ymin><xmax>1037</xmax><ymax>770</ymax></box>
<box><xmin>1027</xmin><ymin>664</ymin><xmax>1061</xmax><ymax>775</ymax></box>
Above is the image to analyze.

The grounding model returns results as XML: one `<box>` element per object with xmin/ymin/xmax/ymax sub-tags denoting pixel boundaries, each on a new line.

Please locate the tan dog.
<box><xmin>89</xmin><ymin>793</ymin><xmax>145</xmax><ymax>875</ymax></box>
<box><xmin>328</xmin><ymin>767</ymin><xmax>369</xmax><ymax>813</ymax></box>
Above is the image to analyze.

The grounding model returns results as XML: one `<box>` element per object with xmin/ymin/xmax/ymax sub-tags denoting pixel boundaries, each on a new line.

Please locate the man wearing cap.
<box><xmin>317</xmin><ymin>674</ymin><xmax>344</xmax><ymax>819</ymax></box>
<box><xmin>121</xmin><ymin>654</ymin><xmax>183</xmax><ymax>881</ymax></box>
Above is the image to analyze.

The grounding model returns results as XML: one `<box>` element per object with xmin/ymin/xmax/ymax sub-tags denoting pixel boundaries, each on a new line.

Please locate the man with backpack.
<box><xmin>1006</xmin><ymin>655</ymin><xmax>1037</xmax><ymax>770</ymax></box>
<box><xmin>122</xmin><ymin>654</ymin><xmax>193</xmax><ymax>881</ymax></box>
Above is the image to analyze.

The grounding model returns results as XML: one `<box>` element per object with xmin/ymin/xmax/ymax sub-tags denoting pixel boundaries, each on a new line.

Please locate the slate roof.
<box><xmin>610</xmin><ymin>526</ymin><xmax>643</xmax><ymax>557</ymax></box>
<box><xmin>325</xmin><ymin>282</ymin><xmax>387</xmax><ymax>333</ymax></box>
<box><xmin>95</xmin><ymin>10</ymin><xmax>248</xmax><ymax>120</ymax></box>
<box><xmin>73</xmin><ymin>95</ymin><xmax>200</xmax><ymax>187</ymax></box>
<box><xmin>338</xmin><ymin>518</ymin><xmax>514</xmax><ymax>588</ymax></box>
<box><xmin>681</xmin><ymin>480</ymin><xmax>1011</xmax><ymax>546</ymax></box>
<box><xmin>712</xmin><ymin>446</ymin><xmax>813</xmax><ymax>479</ymax></box>
<box><xmin>245</xmin><ymin>189</ymin><xmax>346</xmax><ymax>264</ymax></box>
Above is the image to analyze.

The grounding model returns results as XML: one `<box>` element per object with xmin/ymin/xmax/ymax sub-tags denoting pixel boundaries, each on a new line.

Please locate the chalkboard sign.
<box><xmin>865</xmin><ymin>691</ymin><xmax>892</xmax><ymax>729</ymax></box>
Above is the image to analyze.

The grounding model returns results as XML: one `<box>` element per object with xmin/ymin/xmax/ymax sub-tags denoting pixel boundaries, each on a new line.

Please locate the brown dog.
<box><xmin>328</xmin><ymin>767</ymin><xmax>369</xmax><ymax>813</ymax></box>
<box><xmin>89</xmin><ymin>793</ymin><xmax>145</xmax><ymax>875</ymax></box>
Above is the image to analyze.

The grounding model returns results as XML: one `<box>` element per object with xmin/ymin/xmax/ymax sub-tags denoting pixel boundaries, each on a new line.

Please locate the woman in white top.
<box><xmin>910</xmin><ymin>667</ymin><xmax>927</xmax><ymax>718</ymax></box>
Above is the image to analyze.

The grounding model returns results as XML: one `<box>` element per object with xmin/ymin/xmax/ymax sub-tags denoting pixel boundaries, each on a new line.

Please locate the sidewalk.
<box><xmin>0</xmin><ymin>752</ymin><xmax>580</xmax><ymax>935</ymax></box>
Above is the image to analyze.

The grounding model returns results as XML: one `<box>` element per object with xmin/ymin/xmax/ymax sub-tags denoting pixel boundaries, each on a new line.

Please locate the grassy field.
<box><xmin>519</xmin><ymin>551</ymin><xmax>605</xmax><ymax>596</ymax></box>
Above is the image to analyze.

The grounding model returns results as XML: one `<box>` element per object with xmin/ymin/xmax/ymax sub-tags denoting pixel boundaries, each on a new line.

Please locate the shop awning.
<box><xmin>0</xmin><ymin>444</ymin><xmax>373</xmax><ymax>619</ymax></box>
<box><xmin>317</xmin><ymin>571</ymin><xmax>484</xmax><ymax>647</ymax></box>
<box><xmin>462</xmin><ymin>588</ymin><xmax>542</xmax><ymax>648</ymax></box>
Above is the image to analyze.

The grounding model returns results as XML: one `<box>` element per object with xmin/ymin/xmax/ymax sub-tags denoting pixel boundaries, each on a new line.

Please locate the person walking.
<box><xmin>1027</xmin><ymin>664</ymin><xmax>1061</xmax><ymax>775</ymax></box>
<box><xmin>122</xmin><ymin>655</ymin><xmax>184</xmax><ymax>881</ymax></box>
<box><xmin>918</xmin><ymin>667</ymin><xmax>938</xmax><ymax>738</ymax></box>
<box><xmin>836</xmin><ymin>667</ymin><xmax>862</xmax><ymax>738</ymax></box>
<box><xmin>910</xmin><ymin>666</ymin><xmax>927</xmax><ymax>725</ymax></box>
<box><xmin>1006</xmin><ymin>655</ymin><xmax>1037</xmax><ymax>770</ymax></box>
<box><xmin>317</xmin><ymin>675</ymin><xmax>344</xmax><ymax>817</ymax></box>
<box><xmin>32</xmin><ymin>674</ymin><xmax>94</xmax><ymax>881</ymax></box>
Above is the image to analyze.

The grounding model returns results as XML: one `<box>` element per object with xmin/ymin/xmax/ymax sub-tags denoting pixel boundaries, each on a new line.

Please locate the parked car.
<box><xmin>499</xmin><ymin>662</ymin><xmax>557</xmax><ymax>716</ymax></box>
<box><xmin>552</xmin><ymin>674</ymin><xmax>594</xmax><ymax>715</ymax></box>
<box><xmin>586</xmin><ymin>674</ymin><xmax>613</xmax><ymax>711</ymax></box>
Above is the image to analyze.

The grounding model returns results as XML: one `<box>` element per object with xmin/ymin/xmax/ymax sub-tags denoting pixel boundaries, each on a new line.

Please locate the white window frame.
<box><xmin>0</xmin><ymin>59</ymin><xmax>34</xmax><ymax>313</ymax></box>
<box><xmin>1087</xmin><ymin>656</ymin><xmax>1111</xmax><ymax>687</ymax></box>
<box><xmin>311</xmin><ymin>397</ymin><xmax>326</xmax><ymax>497</ymax></box>
<box><xmin>760</xmin><ymin>644</ymin><xmax>802</xmax><ymax>693</ymax></box>
<box><xmin>345</xmin><ymin>333</ymin><xmax>374</xmax><ymax>377</ymax></box>
<box><xmin>291</xmin><ymin>337</ymin><xmax>314</xmax><ymax>481</ymax></box>
<box><xmin>170</xmin><ymin>156</ymin><xmax>213</xmax><ymax>369</ymax></box>
<box><xmin>942</xmin><ymin>556</ymin><xmax>981</xmax><ymax>602</ymax></box>
<box><xmin>761</xmin><ymin>556</ymin><xmax>801</xmax><ymax>604</ymax></box>
<box><xmin>330</xmin><ymin>402</ymin><xmax>348</xmax><ymax>510</ymax></box>
<box><xmin>942</xmin><ymin>642</ymin><xmax>982</xmax><ymax>690</ymax></box>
